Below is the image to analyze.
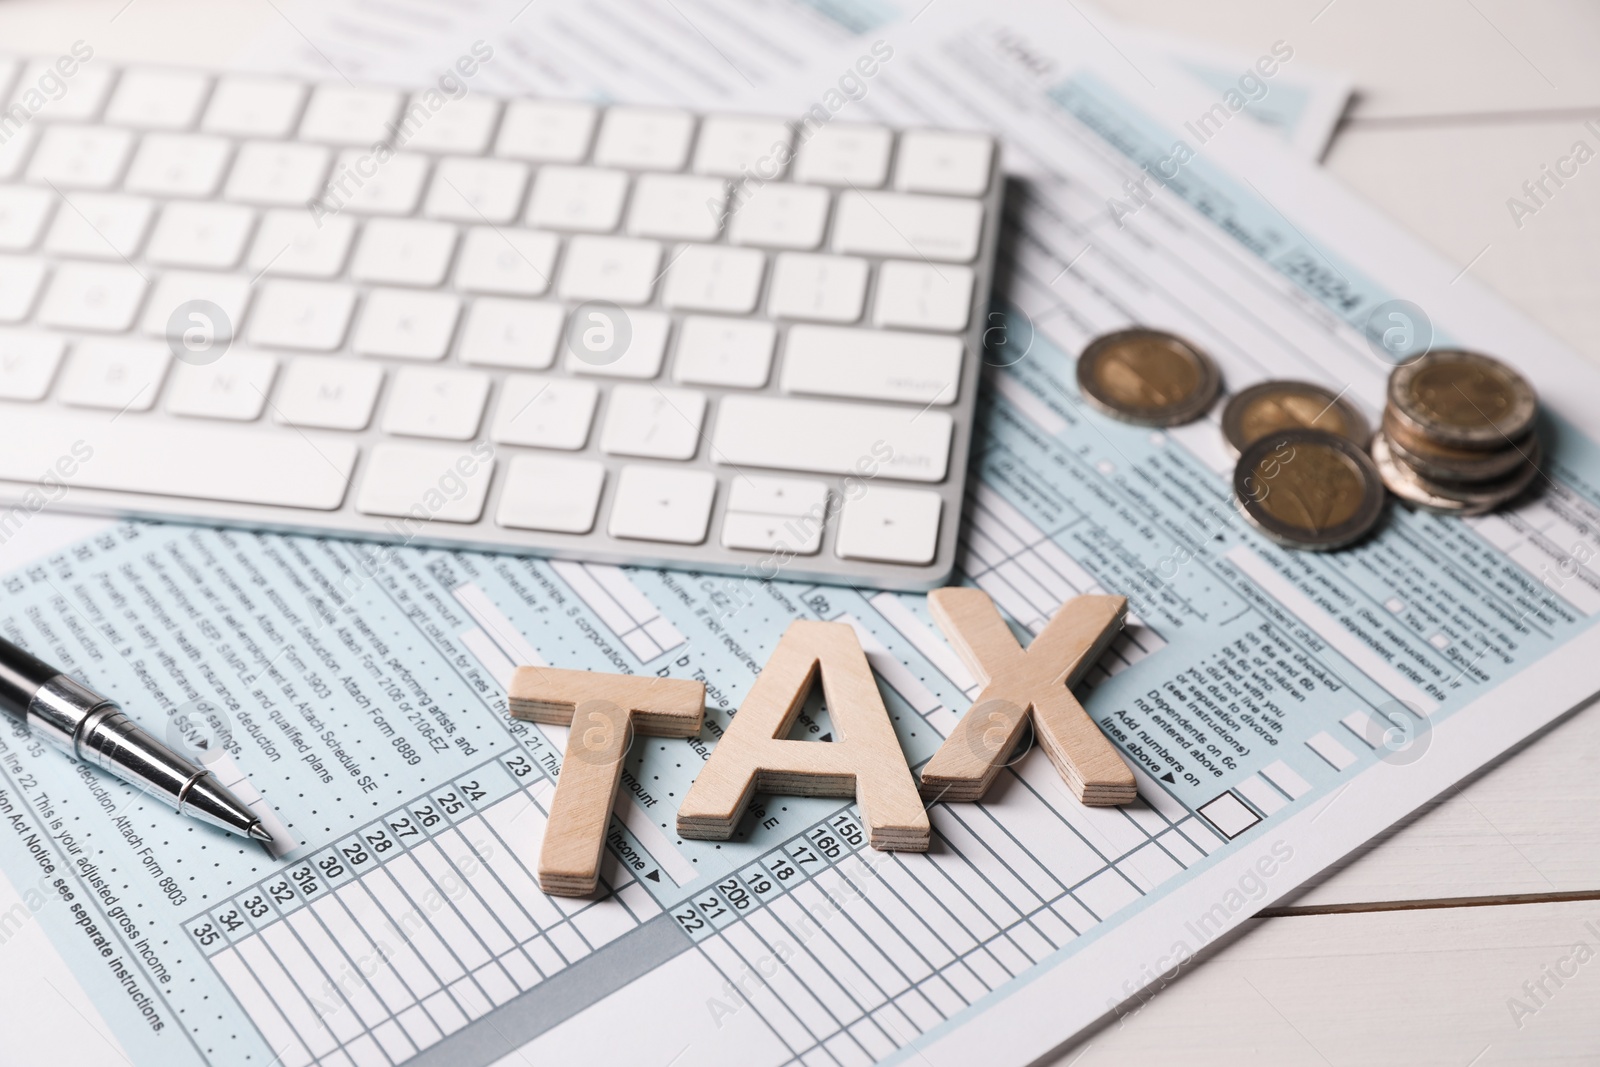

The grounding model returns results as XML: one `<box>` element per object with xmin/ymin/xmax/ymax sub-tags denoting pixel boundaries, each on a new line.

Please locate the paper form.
<box><xmin>2</xmin><ymin>2</ymin><xmax>1599</xmax><ymax>1066</ymax></box>
<box><xmin>238</xmin><ymin>0</ymin><xmax>1350</xmax><ymax>158</ymax></box>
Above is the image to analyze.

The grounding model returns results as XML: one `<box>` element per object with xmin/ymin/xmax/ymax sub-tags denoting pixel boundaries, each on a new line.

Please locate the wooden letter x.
<box><xmin>918</xmin><ymin>588</ymin><xmax>1135</xmax><ymax>806</ymax></box>
<box><xmin>509</xmin><ymin>668</ymin><xmax>705</xmax><ymax>896</ymax></box>
<box><xmin>678</xmin><ymin>620</ymin><xmax>929</xmax><ymax>851</ymax></box>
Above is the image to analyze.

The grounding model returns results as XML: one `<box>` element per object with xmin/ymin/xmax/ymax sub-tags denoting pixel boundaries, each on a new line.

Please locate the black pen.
<box><xmin>0</xmin><ymin>635</ymin><xmax>270</xmax><ymax>842</ymax></box>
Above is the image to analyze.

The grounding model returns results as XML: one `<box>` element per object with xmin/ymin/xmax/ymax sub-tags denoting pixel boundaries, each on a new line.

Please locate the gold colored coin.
<box><xmin>1372</xmin><ymin>432</ymin><xmax>1542</xmax><ymax>515</ymax></box>
<box><xmin>1388</xmin><ymin>350</ymin><xmax>1536</xmax><ymax>449</ymax></box>
<box><xmin>1076</xmin><ymin>329</ymin><xmax>1221</xmax><ymax>426</ymax></box>
<box><xmin>1381</xmin><ymin>410</ymin><xmax>1531</xmax><ymax>482</ymax></box>
<box><xmin>1221</xmin><ymin>380</ymin><xmax>1369</xmax><ymax>455</ymax></box>
<box><xmin>1234</xmin><ymin>430</ymin><xmax>1385</xmax><ymax>550</ymax></box>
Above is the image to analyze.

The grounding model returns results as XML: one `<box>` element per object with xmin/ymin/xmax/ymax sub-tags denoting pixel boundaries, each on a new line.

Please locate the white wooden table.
<box><xmin>0</xmin><ymin>1</ymin><xmax>1596</xmax><ymax>1063</ymax></box>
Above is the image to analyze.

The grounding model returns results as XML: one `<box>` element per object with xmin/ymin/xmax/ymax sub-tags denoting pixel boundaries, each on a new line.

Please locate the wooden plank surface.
<box><xmin>1051</xmin><ymin>899</ymin><xmax>1600</xmax><ymax>1065</ymax></box>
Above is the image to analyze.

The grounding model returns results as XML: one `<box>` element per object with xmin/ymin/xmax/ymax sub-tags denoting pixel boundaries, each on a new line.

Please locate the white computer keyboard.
<box><xmin>0</xmin><ymin>57</ymin><xmax>1002</xmax><ymax>591</ymax></box>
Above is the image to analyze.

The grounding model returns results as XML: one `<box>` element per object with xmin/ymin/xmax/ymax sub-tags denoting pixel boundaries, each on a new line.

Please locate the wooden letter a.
<box><xmin>918</xmin><ymin>588</ymin><xmax>1135</xmax><ymax>806</ymax></box>
<box><xmin>678</xmin><ymin>620</ymin><xmax>929</xmax><ymax>851</ymax></box>
<box><xmin>509</xmin><ymin>668</ymin><xmax>705</xmax><ymax>897</ymax></box>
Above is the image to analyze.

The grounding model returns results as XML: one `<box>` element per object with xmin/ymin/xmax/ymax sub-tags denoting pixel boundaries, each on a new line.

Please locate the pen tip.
<box><xmin>248</xmin><ymin>822</ymin><xmax>274</xmax><ymax>843</ymax></box>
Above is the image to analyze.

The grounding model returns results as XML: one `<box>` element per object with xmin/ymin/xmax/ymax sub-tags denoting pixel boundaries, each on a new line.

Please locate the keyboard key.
<box><xmin>490</xmin><ymin>376</ymin><xmax>597</xmax><ymax>449</ymax></box>
<box><xmin>13</xmin><ymin>60</ymin><xmax>113</xmax><ymax>121</ymax></box>
<box><xmin>225</xmin><ymin>142</ymin><xmax>331</xmax><ymax>205</ymax></box>
<box><xmin>457</xmin><ymin>295</ymin><xmax>563</xmax><ymax>371</ymax></box>
<box><xmin>27</xmin><ymin>125</ymin><xmax>133</xmax><ymax>188</ymax></box>
<box><xmin>273</xmin><ymin>357</ymin><xmax>383</xmax><ymax>430</ymax></box>
<box><xmin>557</xmin><ymin>236</ymin><xmax>661</xmax><ymax>305</ymax></box>
<box><xmin>663</xmin><ymin>244</ymin><xmax>764</xmax><ymax>314</ymax></box>
<box><xmin>608</xmin><ymin>465</ymin><xmax>714</xmax><ymax>544</ymax></box>
<box><xmin>425</xmin><ymin>158</ymin><xmax>528</xmax><ymax>223</ymax></box>
<box><xmin>526</xmin><ymin>166</ymin><xmax>628</xmax><ymax>232</ymax></box>
<box><xmin>44</xmin><ymin>192</ymin><xmax>153</xmax><ymax>260</ymax></box>
<box><xmin>627</xmin><ymin>174</ymin><xmax>725</xmax><ymax>241</ymax></box>
<box><xmin>833</xmin><ymin>191</ymin><xmax>983</xmax><ymax>263</ymax></box>
<box><xmin>57</xmin><ymin>339</ymin><xmax>170</xmax><ymax>411</ymax></box>
<box><xmin>0</xmin><ymin>257</ymin><xmax>45</xmax><ymax>322</ymax></box>
<box><xmin>599</xmin><ymin>384</ymin><xmax>706</xmax><ymax>460</ymax></box>
<box><xmin>728</xmin><ymin>475</ymin><xmax>828</xmax><ymax>516</ymax></box>
<box><xmin>836</xmin><ymin>485</ymin><xmax>942</xmax><ymax>564</ymax></box>
<box><xmin>496</xmin><ymin>100</ymin><xmax>596</xmax><ymax>162</ymax></box>
<box><xmin>249</xmin><ymin>209</ymin><xmax>354</xmax><ymax>278</ymax></box>
<box><xmin>458</xmin><ymin>298</ymin><xmax>564</xmax><ymax>369</ymax></box>
<box><xmin>123</xmin><ymin>133</ymin><xmax>233</xmax><ymax>197</ymax></box>
<box><xmin>722</xmin><ymin>512</ymin><xmax>822</xmax><ymax>555</ymax></box>
<box><xmin>794</xmin><ymin>123</ymin><xmax>892</xmax><ymax>187</ymax></box>
<box><xmin>497</xmin><ymin>455</ymin><xmax>605</xmax><ymax>534</ymax></box>
<box><xmin>203</xmin><ymin>77</ymin><xmax>307</xmax><ymax>138</ymax></box>
<box><xmin>37</xmin><ymin>262</ymin><xmax>146</xmax><ymax>331</ymax></box>
<box><xmin>727</xmin><ymin>183</ymin><xmax>828</xmax><ymax>250</ymax></box>
<box><xmin>593</xmin><ymin>107</ymin><xmax>694</xmax><ymax>171</ymax></box>
<box><xmin>0</xmin><ymin>329</ymin><xmax>65</xmax><ymax>400</ymax></box>
<box><xmin>381</xmin><ymin>366</ymin><xmax>490</xmax><ymax>440</ymax></box>
<box><xmin>105</xmin><ymin>68</ymin><xmax>211</xmax><ymax>129</ymax></box>
<box><xmin>873</xmin><ymin>261</ymin><xmax>974</xmax><ymax>332</ymax></box>
<box><xmin>350</xmin><ymin>218</ymin><xmax>457</xmax><ymax>286</ymax></box>
<box><xmin>0</xmin><ymin>405</ymin><xmax>357</xmax><ymax>509</ymax></box>
<box><xmin>562</xmin><ymin>307</ymin><xmax>669</xmax><ymax>379</ymax></box>
<box><xmin>353</xmin><ymin>289</ymin><xmax>460</xmax><ymax>360</ymax></box>
<box><xmin>0</xmin><ymin>186</ymin><xmax>53</xmax><ymax>250</ymax></box>
<box><xmin>328</xmin><ymin>150</ymin><xmax>429</xmax><ymax>215</ymax></box>
<box><xmin>139</xmin><ymin>271</ymin><xmax>251</xmax><ymax>341</ymax></box>
<box><xmin>766</xmin><ymin>252</ymin><xmax>867</xmax><ymax>322</ymax></box>
<box><xmin>145</xmin><ymin>201</ymin><xmax>256</xmax><ymax>268</ymax></box>
<box><xmin>0</xmin><ymin>125</ymin><xmax>35</xmax><ymax>180</ymax></box>
<box><xmin>400</xmin><ymin>95</ymin><xmax>500</xmax><ymax>154</ymax></box>
<box><xmin>299</xmin><ymin>86</ymin><xmax>401</xmax><ymax>145</ymax></box>
<box><xmin>694</xmin><ymin>116</ymin><xmax>792</xmax><ymax>178</ymax></box>
<box><xmin>356</xmin><ymin>443</ymin><xmax>494</xmax><ymax>522</ymax></box>
<box><xmin>894</xmin><ymin>130</ymin><xmax>994</xmax><ymax>197</ymax></box>
<box><xmin>712</xmin><ymin>396</ymin><xmax>953</xmax><ymax>482</ymax></box>
<box><xmin>453</xmin><ymin>227</ymin><xmax>557</xmax><ymax>296</ymax></box>
<box><xmin>247</xmin><ymin>280</ymin><xmax>356</xmax><ymax>351</ymax></box>
<box><xmin>165</xmin><ymin>351</ymin><xmax>278</xmax><ymax>421</ymax></box>
<box><xmin>782</xmin><ymin>324</ymin><xmax>962</xmax><ymax>405</ymax></box>
<box><xmin>672</xmin><ymin>316</ymin><xmax>774</xmax><ymax>388</ymax></box>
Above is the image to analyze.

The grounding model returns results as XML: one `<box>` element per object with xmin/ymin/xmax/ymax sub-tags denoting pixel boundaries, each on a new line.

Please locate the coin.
<box><xmin>1371</xmin><ymin>432</ymin><xmax>1542</xmax><ymax>515</ymax></box>
<box><xmin>1381</xmin><ymin>409</ymin><xmax>1532</xmax><ymax>483</ymax></box>
<box><xmin>1387</xmin><ymin>349</ymin><xmax>1536</xmax><ymax>450</ymax></box>
<box><xmin>1221</xmin><ymin>380</ymin><xmax>1369</xmax><ymax>455</ymax></box>
<box><xmin>1076</xmin><ymin>329</ymin><xmax>1221</xmax><ymax>426</ymax></box>
<box><xmin>1233</xmin><ymin>429</ymin><xmax>1386</xmax><ymax>550</ymax></box>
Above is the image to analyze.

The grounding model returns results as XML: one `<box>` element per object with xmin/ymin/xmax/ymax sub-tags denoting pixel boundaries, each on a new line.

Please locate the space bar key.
<box><xmin>0</xmin><ymin>405</ymin><xmax>358</xmax><ymax>510</ymax></box>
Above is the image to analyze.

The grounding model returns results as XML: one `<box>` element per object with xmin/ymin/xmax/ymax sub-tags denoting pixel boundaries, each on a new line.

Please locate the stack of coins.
<box><xmin>1372</xmin><ymin>350</ymin><xmax>1541</xmax><ymax>515</ymax></box>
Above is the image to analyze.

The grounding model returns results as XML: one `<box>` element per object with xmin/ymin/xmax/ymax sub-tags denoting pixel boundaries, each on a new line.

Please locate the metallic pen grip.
<box><xmin>26</xmin><ymin>674</ymin><xmax>108</xmax><ymax>753</ymax></box>
<box><xmin>28</xmin><ymin>675</ymin><xmax>206</xmax><ymax>809</ymax></box>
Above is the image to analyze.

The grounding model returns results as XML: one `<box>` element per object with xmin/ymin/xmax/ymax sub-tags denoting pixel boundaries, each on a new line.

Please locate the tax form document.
<box><xmin>241</xmin><ymin>0</ymin><xmax>1350</xmax><ymax>158</ymax></box>
<box><xmin>6</xmin><ymin>8</ymin><xmax>1600</xmax><ymax>1067</ymax></box>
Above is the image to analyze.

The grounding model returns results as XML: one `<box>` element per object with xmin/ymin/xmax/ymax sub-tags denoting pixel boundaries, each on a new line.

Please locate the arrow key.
<box><xmin>836</xmin><ymin>485</ymin><xmax>941</xmax><ymax>566</ymax></box>
<box><xmin>608</xmin><ymin>465</ymin><xmax>715</xmax><ymax>545</ymax></box>
<box><xmin>722</xmin><ymin>510</ymin><xmax>822</xmax><ymax>555</ymax></box>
